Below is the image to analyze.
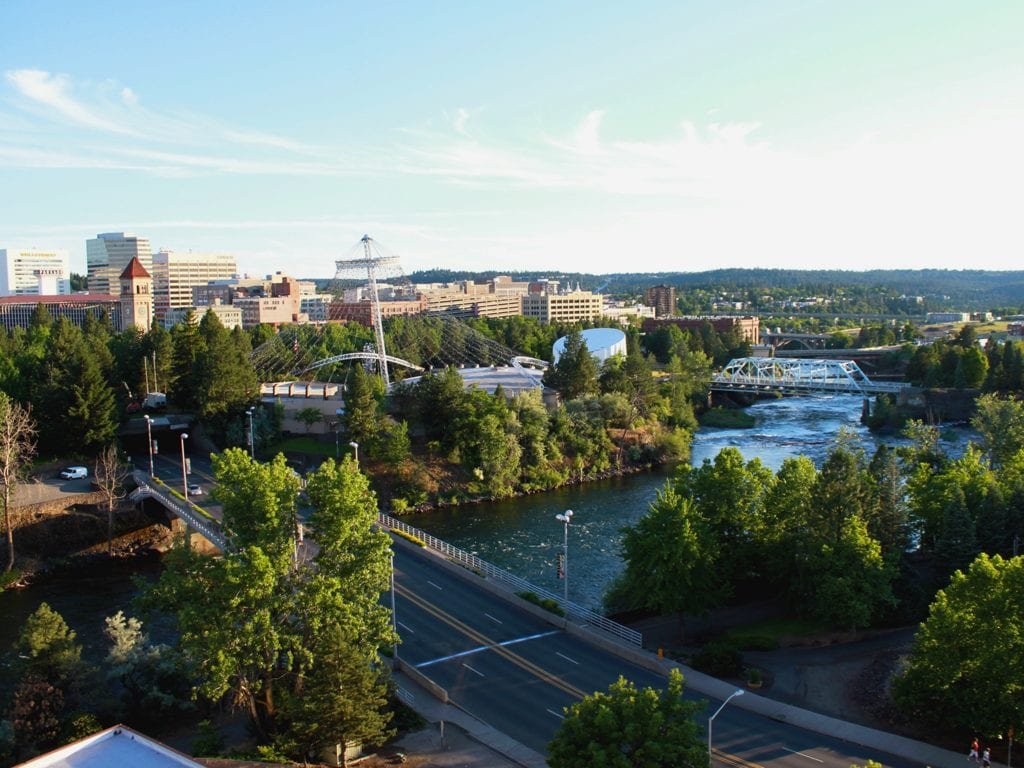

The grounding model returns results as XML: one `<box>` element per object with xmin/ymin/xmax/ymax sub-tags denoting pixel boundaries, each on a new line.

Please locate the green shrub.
<box><xmin>391</xmin><ymin>529</ymin><xmax>426</xmax><ymax>547</ymax></box>
<box><xmin>191</xmin><ymin>720</ymin><xmax>224</xmax><ymax>757</ymax></box>
<box><xmin>727</xmin><ymin>634</ymin><xmax>778</xmax><ymax>651</ymax></box>
<box><xmin>516</xmin><ymin>591</ymin><xmax>566</xmax><ymax>617</ymax></box>
<box><xmin>747</xmin><ymin>667</ymin><xmax>763</xmax><ymax>685</ymax></box>
<box><xmin>0</xmin><ymin>569</ymin><xmax>21</xmax><ymax>589</ymax></box>
<box><xmin>691</xmin><ymin>641</ymin><xmax>743</xmax><ymax>677</ymax></box>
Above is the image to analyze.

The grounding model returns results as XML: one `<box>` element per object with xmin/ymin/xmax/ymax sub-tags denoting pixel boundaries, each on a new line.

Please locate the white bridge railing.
<box><xmin>378</xmin><ymin>512</ymin><xmax>642</xmax><ymax>647</ymax></box>
<box><xmin>131</xmin><ymin>470</ymin><xmax>227</xmax><ymax>551</ymax></box>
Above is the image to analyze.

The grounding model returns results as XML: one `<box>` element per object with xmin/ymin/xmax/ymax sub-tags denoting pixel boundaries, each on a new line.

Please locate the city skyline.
<box><xmin>2</xmin><ymin>1</ymin><xmax>1022</xmax><ymax>278</ymax></box>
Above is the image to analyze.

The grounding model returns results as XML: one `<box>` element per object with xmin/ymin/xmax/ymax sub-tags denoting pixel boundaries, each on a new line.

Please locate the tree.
<box><xmin>605</xmin><ymin>488</ymin><xmax>724</xmax><ymax>625</ymax></box>
<box><xmin>295</xmin><ymin>407</ymin><xmax>322</xmax><ymax>434</ymax></box>
<box><xmin>69</xmin><ymin>354</ymin><xmax>118</xmax><ymax>452</ymax></box>
<box><xmin>94</xmin><ymin>444</ymin><xmax>129</xmax><ymax>557</ymax></box>
<box><xmin>9</xmin><ymin>675</ymin><xmax>63</xmax><ymax>758</ymax></box>
<box><xmin>805</xmin><ymin>515</ymin><xmax>894</xmax><ymax>630</ymax></box>
<box><xmin>16</xmin><ymin>603</ymin><xmax>89</xmax><ymax>695</ymax></box>
<box><xmin>143</xmin><ymin>450</ymin><xmax>395</xmax><ymax>753</ymax></box>
<box><xmin>544</xmin><ymin>329</ymin><xmax>599</xmax><ymax>400</ymax></box>
<box><xmin>104</xmin><ymin>611</ymin><xmax>190</xmax><ymax>722</ymax></box>
<box><xmin>893</xmin><ymin>553</ymin><xmax>1024</xmax><ymax>736</ymax></box>
<box><xmin>547</xmin><ymin>669</ymin><xmax>707</xmax><ymax>768</ymax></box>
<box><xmin>972</xmin><ymin>394</ymin><xmax>1024</xmax><ymax>467</ymax></box>
<box><xmin>0</xmin><ymin>393</ymin><xmax>36</xmax><ymax>571</ymax></box>
<box><xmin>341</xmin><ymin>364</ymin><xmax>381</xmax><ymax>444</ymax></box>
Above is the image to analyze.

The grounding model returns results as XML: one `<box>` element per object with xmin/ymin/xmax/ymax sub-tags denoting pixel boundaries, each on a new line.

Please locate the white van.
<box><xmin>59</xmin><ymin>466</ymin><xmax>88</xmax><ymax>480</ymax></box>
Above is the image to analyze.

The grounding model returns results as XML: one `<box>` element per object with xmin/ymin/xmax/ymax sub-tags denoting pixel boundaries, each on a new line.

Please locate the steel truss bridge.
<box><xmin>711</xmin><ymin>358</ymin><xmax>910</xmax><ymax>396</ymax></box>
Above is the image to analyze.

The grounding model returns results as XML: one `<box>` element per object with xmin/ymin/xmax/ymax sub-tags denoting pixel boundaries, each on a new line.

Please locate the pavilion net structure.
<box><xmin>250</xmin><ymin>235</ymin><xmax>531</xmax><ymax>387</ymax></box>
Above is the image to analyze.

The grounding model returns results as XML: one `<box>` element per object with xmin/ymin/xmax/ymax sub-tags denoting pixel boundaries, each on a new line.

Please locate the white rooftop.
<box><xmin>16</xmin><ymin>725</ymin><xmax>202</xmax><ymax>768</ymax></box>
<box><xmin>402</xmin><ymin>365</ymin><xmax>545</xmax><ymax>395</ymax></box>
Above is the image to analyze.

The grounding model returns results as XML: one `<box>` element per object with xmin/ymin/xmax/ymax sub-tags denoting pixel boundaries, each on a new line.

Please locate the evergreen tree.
<box><xmin>544</xmin><ymin>329</ymin><xmax>599</xmax><ymax>400</ymax></box>
<box><xmin>169</xmin><ymin>312</ymin><xmax>205</xmax><ymax>411</ymax></box>
<box><xmin>341</xmin><ymin>364</ymin><xmax>382</xmax><ymax>444</ymax></box>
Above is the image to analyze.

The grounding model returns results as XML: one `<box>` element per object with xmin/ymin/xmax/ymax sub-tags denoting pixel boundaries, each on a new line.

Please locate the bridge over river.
<box><xmin>711</xmin><ymin>357</ymin><xmax>912</xmax><ymax>396</ymax></box>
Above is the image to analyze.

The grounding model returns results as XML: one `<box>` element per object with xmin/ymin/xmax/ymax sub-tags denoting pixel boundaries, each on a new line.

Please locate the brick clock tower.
<box><xmin>119</xmin><ymin>256</ymin><xmax>153</xmax><ymax>332</ymax></box>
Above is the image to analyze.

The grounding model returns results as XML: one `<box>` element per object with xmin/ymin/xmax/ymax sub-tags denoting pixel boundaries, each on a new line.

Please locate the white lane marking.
<box><xmin>397</xmin><ymin>622</ymin><xmax>415</xmax><ymax>634</ymax></box>
<box><xmin>484</xmin><ymin>613</ymin><xmax>503</xmax><ymax>624</ymax></box>
<box><xmin>782</xmin><ymin>748</ymin><xmax>824</xmax><ymax>763</ymax></box>
<box><xmin>427</xmin><ymin>580</ymin><xmax>443</xmax><ymax>590</ymax></box>
<box><xmin>462</xmin><ymin>663</ymin><xmax>484</xmax><ymax>677</ymax></box>
<box><xmin>546</xmin><ymin>708</ymin><xmax>565</xmax><ymax>720</ymax></box>
<box><xmin>556</xmin><ymin>651</ymin><xmax>579</xmax><ymax>665</ymax></box>
<box><xmin>416</xmin><ymin>630</ymin><xmax>560</xmax><ymax>668</ymax></box>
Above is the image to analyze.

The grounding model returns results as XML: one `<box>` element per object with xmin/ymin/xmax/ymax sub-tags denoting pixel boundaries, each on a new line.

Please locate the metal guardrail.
<box><xmin>378</xmin><ymin>513</ymin><xmax>642</xmax><ymax>647</ymax></box>
<box><xmin>131</xmin><ymin>471</ymin><xmax>227</xmax><ymax>550</ymax></box>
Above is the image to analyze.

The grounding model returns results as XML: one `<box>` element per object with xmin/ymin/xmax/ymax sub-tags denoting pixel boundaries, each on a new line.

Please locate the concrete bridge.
<box><xmin>130</xmin><ymin>470</ymin><xmax>227</xmax><ymax>550</ymax></box>
<box><xmin>711</xmin><ymin>357</ymin><xmax>911</xmax><ymax>396</ymax></box>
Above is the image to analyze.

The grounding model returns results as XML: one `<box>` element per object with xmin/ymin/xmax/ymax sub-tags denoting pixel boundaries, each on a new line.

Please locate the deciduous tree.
<box><xmin>893</xmin><ymin>553</ymin><xmax>1024</xmax><ymax>735</ymax></box>
<box><xmin>0</xmin><ymin>393</ymin><xmax>35</xmax><ymax>572</ymax></box>
<box><xmin>548</xmin><ymin>669</ymin><xmax>707</xmax><ymax>768</ymax></box>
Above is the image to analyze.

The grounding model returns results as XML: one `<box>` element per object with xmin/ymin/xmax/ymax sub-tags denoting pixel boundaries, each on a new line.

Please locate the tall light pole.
<box><xmin>246</xmin><ymin>407</ymin><xmax>255</xmax><ymax>459</ymax></box>
<box><xmin>555</xmin><ymin>509</ymin><xmax>574</xmax><ymax>604</ymax></box>
<box><xmin>708</xmin><ymin>689</ymin><xmax>744</xmax><ymax>760</ymax></box>
<box><xmin>390</xmin><ymin>549</ymin><xmax>398</xmax><ymax>658</ymax></box>
<box><xmin>349</xmin><ymin>441</ymin><xmax>359</xmax><ymax>465</ymax></box>
<box><xmin>180</xmin><ymin>432</ymin><xmax>189</xmax><ymax>504</ymax></box>
<box><xmin>144</xmin><ymin>414</ymin><xmax>154</xmax><ymax>477</ymax></box>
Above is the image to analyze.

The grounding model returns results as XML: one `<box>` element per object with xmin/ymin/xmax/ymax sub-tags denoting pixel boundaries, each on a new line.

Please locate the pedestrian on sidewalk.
<box><xmin>983</xmin><ymin>747</ymin><xmax>991</xmax><ymax>768</ymax></box>
<box><xmin>970</xmin><ymin>738</ymin><xmax>980</xmax><ymax>762</ymax></box>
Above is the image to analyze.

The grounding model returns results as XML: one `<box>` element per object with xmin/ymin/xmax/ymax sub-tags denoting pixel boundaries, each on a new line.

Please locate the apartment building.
<box><xmin>151</xmin><ymin>250</ymin><xmax>237</xmax><ymax>320</ymax></box>
<box><xmin>86</xmin><ymin>232</ymin><xmax>152</xmax><ymax>296</ymax></box>
<box><xmin>163</xmin><ymin>300</ymin><xmax>243</xmax><ymax>329</ymax></box>
<box><xmin>522</xmin><ymin>289</ymin><xmax>603</xmax><ymax>324</ymax></box>
<box><xmin>0</xmin><ymin>248</ymin><xmax>71</xmax><ymax>296</ymax></box>
<box><xmin>328</xmin><ymin>297</ymin><xmax>426</xmax><ymax>326</ymax></box>
<box><xmin>641</xmin><ymin>315</ymin><xmax>761</xmax><ymax>344</ymax></box>
<box><xmin>643</xmin><ymin>284</ymin><xmax>676</xmax><ymax>317</ymax></box>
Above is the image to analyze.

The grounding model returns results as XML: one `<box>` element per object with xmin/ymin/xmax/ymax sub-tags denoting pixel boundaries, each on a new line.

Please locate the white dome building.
<box><xmin>552</xmin><ymin>327</ymin><xmax>627</xmax><ymax>364</ymax></box>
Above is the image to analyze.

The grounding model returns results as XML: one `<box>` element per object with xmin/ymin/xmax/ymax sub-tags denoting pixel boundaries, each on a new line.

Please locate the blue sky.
<box><xmin>2</xmin><ymin>1</ymin><xmax>1022</xmax><ymax>278</ymax></box>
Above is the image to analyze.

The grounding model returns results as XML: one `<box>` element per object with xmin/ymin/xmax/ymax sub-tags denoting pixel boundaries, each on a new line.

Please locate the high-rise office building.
<box><xmin>86</xmin><ymin>233</ymin><xmax>152</xmax><ymax>296</ymax></box>
<box><xmin>151</xmin><ymin>250</ymin><xmax>238</xmax><ymax>320</ymax></box>
<box><xmin>0</xmin><ymin>248</ymin><xmax>71</xmax><ymax>296</ymax></box>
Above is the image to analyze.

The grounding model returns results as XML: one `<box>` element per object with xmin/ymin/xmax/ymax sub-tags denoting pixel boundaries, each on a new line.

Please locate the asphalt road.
<box><xmin>393</xmin><ymin>545</ymin><xmax>920</xmax><ymax>768</ymax></box>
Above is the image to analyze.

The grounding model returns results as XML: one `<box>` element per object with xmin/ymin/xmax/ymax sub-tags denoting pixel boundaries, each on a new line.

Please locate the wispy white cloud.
<box><xmin>6</xmin><ymin>69</ymin><xmax>136</xmax><ymax>135</ymax></box>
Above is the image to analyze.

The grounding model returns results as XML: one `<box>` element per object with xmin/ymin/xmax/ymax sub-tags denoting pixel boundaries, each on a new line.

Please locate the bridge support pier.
<box><xmin>862</xmin><ymin>397</ymin><xmax>871</xmax><ymax>423</ymax></box>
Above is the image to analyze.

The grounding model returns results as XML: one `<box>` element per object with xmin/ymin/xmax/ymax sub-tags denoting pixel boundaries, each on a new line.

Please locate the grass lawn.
<box><xmin>723</xmin><ymin>616</ymin><xmax>832</xmax><ymax>647</ymax></box>
<box><xmin>271</xmin><ymin>436</ymin><xmax>334</xmax><ymax>456</ymax></box>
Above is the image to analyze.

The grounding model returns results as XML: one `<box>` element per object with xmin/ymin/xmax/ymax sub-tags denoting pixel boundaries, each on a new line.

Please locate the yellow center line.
<box><xmin>713</xmin><ymin>747</ymin><xmax>765</xmax><ymax>768</ymax></box>
<box><xmin>395</xmin><ymin>582</ymin><xmax>588</xmax><ymax>700</ymax></box>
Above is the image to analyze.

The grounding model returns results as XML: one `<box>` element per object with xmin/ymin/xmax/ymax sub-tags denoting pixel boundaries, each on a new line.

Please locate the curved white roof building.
<box><xmin>552</xmin><ymin>327</ymin><xmax>627</xmax><ymax>364</ymax></box>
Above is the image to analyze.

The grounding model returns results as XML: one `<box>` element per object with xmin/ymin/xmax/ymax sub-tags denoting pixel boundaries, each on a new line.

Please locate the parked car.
<box><xmin>59</xmin><ymin>466</ymin><xmax>88</xmax><ymax>480</ymax></box>
<box><xmin>187</xmin><ymin>484</ymin><xmax>203</xmax><ymax>496</ymax></box>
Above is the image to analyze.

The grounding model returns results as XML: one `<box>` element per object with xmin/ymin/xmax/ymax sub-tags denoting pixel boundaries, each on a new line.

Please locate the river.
<box><xmin>0</xmin><ymin>395</ymin><xmax>973</xmax><ymax>636</ymax></box>
<box><xmin>403</xmin><ymin>394</ymin><xmax>974</xmax><ymax>610</ymax></box>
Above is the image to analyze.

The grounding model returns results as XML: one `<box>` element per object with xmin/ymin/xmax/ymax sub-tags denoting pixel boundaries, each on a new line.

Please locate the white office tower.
<box><xmin>151</xmin><ymin>250</ymin><xmax>238</xmax><ymax>320</ymax></box>
<box><xmin>0</xmin><ymin>248</ymin><xmax>71</xmax><ymax>296</ymax></box>
<box><xmin>86</xmin><ymin>232</ymin><xmax>152</xmax><ymax>296</ymax></box>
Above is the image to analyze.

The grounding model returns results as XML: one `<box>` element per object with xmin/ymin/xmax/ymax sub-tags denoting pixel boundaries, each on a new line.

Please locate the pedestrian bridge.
<box><xmin>711</xmin><ymin>358</ymin><xmax>910</xmax><ymax>396</ymax></box>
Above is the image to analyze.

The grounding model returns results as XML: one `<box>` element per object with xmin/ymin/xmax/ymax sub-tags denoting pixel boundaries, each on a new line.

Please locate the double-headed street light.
<box><xmin>180</xmin><ymin>432</ymin><xmax>189</xmax><ymax>504</ymax></box>
<box><xmin>144</xmin><ymin>414</ymin><xmax>154</xmax><ymax>477</ymax></box>
<box><xmin>555</xmin><ymin>509</ymin><xmax>574</xmax><ymax>604</ymax></box>
<box><xmin>708</xmin><ymin>688</ymin><xmax>744</xmax><ymax>760</ymax></box>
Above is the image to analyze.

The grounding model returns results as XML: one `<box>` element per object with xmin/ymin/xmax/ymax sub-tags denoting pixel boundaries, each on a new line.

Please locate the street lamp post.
<box><xmin>390</xmin><ymin>549</ymin><xmax>398</xmax><ymax>658</ymax></box>
<box><xmin>144</xmin><ymin>414</ymin><xmax>154</xmax><ymax>477</ymax></box>
<box><xmin>246</xmin><ymin>407</ymin><xmax>255</xmax><ymax>459</ymax></box>
<box><xmin>555</xmin><ymin>509</ymin><xmax>574</xmax><ymax>604</ymax></box>
<box><xmin>180</xmin><ymin>432</ymin><xmax>189</xmax><ymax>504</ymax></box>
<box><xmin>708</xmin><ymin>689</ymin><xmax>744</xmax><ymax>761</ymax></box>
<box><xmin>349</xmin><ymin>441</ymin><xmax>359</xmax><ymax>465</ymax></box>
